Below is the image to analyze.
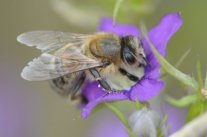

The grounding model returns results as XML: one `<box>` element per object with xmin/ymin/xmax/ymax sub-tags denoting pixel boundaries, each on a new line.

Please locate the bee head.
<box><xmin>120</xmin><ymin>35</ymin><xmax>144</xmax><ymax>65</ymax></box>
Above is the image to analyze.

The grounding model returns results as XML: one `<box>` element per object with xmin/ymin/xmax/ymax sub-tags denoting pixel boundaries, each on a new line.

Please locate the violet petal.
<box><xmin>81</xmin><ymin>92</ymin><xmax>128</xmax><ymax>119</ymax></box>
<box><xmin>147</xmin><ymin>13</ymin><xmax>183</xmax><ymax>57</ymax></box>
<box><xmin>130</xmin><ymin>79</ymin><xmax>165</xmax><ymax>101</ymax></box>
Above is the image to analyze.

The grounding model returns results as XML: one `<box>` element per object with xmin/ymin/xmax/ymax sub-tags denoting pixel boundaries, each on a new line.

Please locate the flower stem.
<box><xmin>174</xmin><ymin>48</ymin><xmax>191</xmax><ymax>68</ymax></box>
<box><xmin>161</xmin><ymin>49</ymin><xmax>191</xmax><ymax>78</ymax></box>
<box><xmin>165</xmin><ymin>94</ymin><xmax>197</xmax><ymax>108</ymax></box>
<box><xmin>113</xmin><ymin>0</ymin><xmax>124</xmax><ymax>26</ymax></box>
<box><xmin>205</xmin><ymin>72</ymin><xmax>207</xmax><ymax>89</ymax></box>
<box><xmin>105</xmin><ymin>103</ymin><xmax>135</xmax><ymax>137</ymax></box>
<box><xmin>196</xmin><ymin>60</ymin><xmax>204</xmax><ymax>88</ymax></box>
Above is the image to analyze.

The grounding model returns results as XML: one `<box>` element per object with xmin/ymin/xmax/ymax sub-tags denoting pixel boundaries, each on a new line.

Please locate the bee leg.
<box><xmin>102</xmin><ymin>61</ymin><xmax>111</xmax><ymax>67</ymax></box>
<box><xmin>89</xmin><ymin>68</ymin><xmax>113</xmax><ymax>93</ymax></box>
<box><xmin>70</xmin><ymin>73</ymin><xmax>86</xmax><ymax>101</ymax></box>
<box><xmin>70</xmin><ymin>93</ymin><xmax>88</xmax><ymax>104</ymax></box>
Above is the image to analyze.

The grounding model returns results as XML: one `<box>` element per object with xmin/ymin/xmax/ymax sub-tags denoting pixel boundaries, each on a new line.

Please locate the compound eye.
<box><xmin>121</xmin><ymin>46</ymin><xmax>136</xmax><ymax>64</ymax></box>
<box><xmin>120</xmin><ymin>35</ymin><xmax>137</xmax><ymax>64</ymax></box>
<box><xmin>123</xmin><ymin>52</ymin><xmax>136</xmax><ymax>64</ymax></box>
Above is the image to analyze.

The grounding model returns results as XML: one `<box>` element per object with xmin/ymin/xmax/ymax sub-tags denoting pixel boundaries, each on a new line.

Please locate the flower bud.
<box><xmin>128</xmin><ymin>107</ymin><xmax>161</xmax><ymax>137</ymax></box>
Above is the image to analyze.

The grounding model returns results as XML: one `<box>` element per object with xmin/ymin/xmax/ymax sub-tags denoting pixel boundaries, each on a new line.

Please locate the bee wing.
<box><xmin>17</xmin><ymin>31</ymin><xmax>91</xmax><ymax>53</ymax></box>
<box><xmin>22</xmin><ymin>52</ymin><xmax>104</xmax><ymax>81</ymax></box>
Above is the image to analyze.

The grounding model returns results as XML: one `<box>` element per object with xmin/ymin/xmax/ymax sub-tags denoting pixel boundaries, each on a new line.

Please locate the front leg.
<box><xmin>89</xmin><ymin>68</ymin><xmax>116</xmax><ymax>93</ymax></box>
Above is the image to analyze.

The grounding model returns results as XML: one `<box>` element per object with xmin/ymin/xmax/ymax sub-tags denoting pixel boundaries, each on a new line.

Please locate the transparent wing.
<box><xmin>17</xmin><ymin>31</ymin><xmax>91</xmax><ymax>53</ymax></box>
<box><xmin>21</xmin><ymin>52</ymin><xmax>104</xmax><ymax>81</ymax></box>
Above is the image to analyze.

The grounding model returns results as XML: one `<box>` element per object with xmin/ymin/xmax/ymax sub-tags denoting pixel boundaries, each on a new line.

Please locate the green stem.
<box><xmin>205</xmin><ymin>72</ymin><xmax>207</xmax><ymax>89</ymax></box>
<box><xmin>165</xmin><ymin>94</ymin><xmax>197</xmax><ymax>108</ymax></box>
<box><xmin>161</xmin><ymin>48</ymin><xmax>191</xmax><ymax>78</ymax></box>
<box><xmin>175</xmin><ymin>48</ymin><xmax>191</xmax><ymax>68</ymax></box>
<box><xmin>113</xmin><ymin>0</ymin><xmax>124</xmax><ymax>26</ymax></box>
<box><xmin>105</xmin><ymin>103</ymin><xmax>135</xmax><ymax>137</ymax></box>
<box><xmin>196</xmin><ymin>60</ymin><xmax>204</xmax><ymax>88</ymax></box>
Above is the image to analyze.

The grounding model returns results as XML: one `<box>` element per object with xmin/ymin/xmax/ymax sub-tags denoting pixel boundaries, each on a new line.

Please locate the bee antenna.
<box><xmin>136</xmin><ymin>81</ymin><xmax>143</xmax><ymax>86</ymax></box>
<box><xmin>143</xmin><ymin>57</ymin><xmax>151</xmax><ymax>68</ymax></box>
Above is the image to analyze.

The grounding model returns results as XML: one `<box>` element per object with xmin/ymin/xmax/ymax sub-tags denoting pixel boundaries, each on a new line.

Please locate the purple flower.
<box><xmin>87</xmin><ymin>111</ymin><xmax>128</xmax><ymax>137</ymax></box>
<box><xmin>87</xmin><ymin>104</ymin><xmax>187</xmax><ymax>137</ymax></box>
<box><xmin>81</xmin><ymin>13</ymin><xmax>182</xmax><ymax>119</ymax></box>
<box><xmin>163</xmin><ymin>103</ymin><xmax>187</xmax><ymax>135</ymax></box>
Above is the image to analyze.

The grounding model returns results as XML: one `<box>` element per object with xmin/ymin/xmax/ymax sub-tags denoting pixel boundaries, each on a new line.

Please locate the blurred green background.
<box><xmin>0</xmin><ymin>0</ymin><xmax>206</xmax><ymax>137</ymax></box>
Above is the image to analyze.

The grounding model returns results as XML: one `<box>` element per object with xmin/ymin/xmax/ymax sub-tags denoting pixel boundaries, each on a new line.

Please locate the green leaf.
<box><xmin>134</xmin><ymin>98</ymin><xmax>146</xmax><ymax>110</ymax></box>
<box><xmin>140</xmin><ymin>23</ymin><xmax>199</xmax><ymax>91</ymax></box>
<box><xmin>186</xmin><ymin>100</ymin><xmax>207</xmax><ymax>122</ymax></box>
<box><xmin>165</xmin><ymin>95</ymin><xmax>198</xmax><ymax>108</ymax></box>
<box><xmin>105</xmin><ymin>103</ymin><xmax>135</xmax><ymax>137</ymax></box>
<box><xmin>135</xmin><ymin>99</ymin><xmax>141</xmax><ymax>109</ymax></box>
<box><xmin>157</xmin><ymin>115</ymin><xmax>168</xmax><ymax>137</ymax></box>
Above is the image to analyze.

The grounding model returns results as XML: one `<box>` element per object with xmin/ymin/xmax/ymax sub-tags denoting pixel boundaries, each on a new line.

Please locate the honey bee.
<box><xmin>17</xmin><ymin>31</ymin><xmax>147</xmax><ymax>103</ymax></box>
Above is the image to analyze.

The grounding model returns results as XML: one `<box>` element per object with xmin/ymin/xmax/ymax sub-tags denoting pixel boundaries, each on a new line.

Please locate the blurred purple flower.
<box><xmin>81</xmin><ymin>13</ymin><xmax>182</xmax><ymax>119</ymax></box>
<box><xmin>87</xmin><ymin>111</ymin><xmax>128</xmax><ymax>137</ymax></box>
<box><xmin>0</xmin><ymin>87</ymin><xmax>27</xmax><ymax>137</ymax></box>
<box><xmin>163</xmin><ymin>103</ymin><xmax>187</xmax><ymax>136</ymax></box>
<box><xmin>87</xmin><ymin>104</ymin><xmax>187</xmax><ymax>137</ymax></box>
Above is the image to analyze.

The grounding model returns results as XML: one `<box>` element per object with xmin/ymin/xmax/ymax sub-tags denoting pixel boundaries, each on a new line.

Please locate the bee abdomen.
<box><xmin>49</xmin><ymin>72</ymin><xmax>86</xmax><ymax>98</ymax></box>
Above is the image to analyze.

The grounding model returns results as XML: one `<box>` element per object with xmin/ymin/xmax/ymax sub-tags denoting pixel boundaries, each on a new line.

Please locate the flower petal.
<box><xmin>82</xmin><ymin>82</ymin><xmax>103</xmax><ymax>102</ymax></box>
<box><xmin>98</xmin><ymin>18</ymin><xmax>139</xmax><ymax>37</ymax></box>
<box><xmin>130</xmin><ymin>79</ymin><xmax>165</xmax><ymax>101</ymax></box>
<box><xmin>147</xmin><ymin>13</ymin><xmax>182</xmax><ymax>56</ymax></box>
<box><xmin>81</xmin><ymin>83</ymin><xmax>128</xmax><ymax>119</ymax></box>
<box><xmin>145</xmin><ymin>68</ymin><xmax>161</xmax><ymax>79</ymax></box>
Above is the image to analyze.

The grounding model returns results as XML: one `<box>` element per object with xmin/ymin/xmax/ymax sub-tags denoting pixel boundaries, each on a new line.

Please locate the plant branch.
<box><xmin>169</xmin><ymin>111</ymin><xmax>207</xmax><ymax>137</ymax></box>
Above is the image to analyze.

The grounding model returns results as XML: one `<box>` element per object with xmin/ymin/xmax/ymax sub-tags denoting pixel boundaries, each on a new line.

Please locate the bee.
<box><xmin>17</xmin><ymin>31</ymin><xmax>147</xmax><ymax>103</ymax></box>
